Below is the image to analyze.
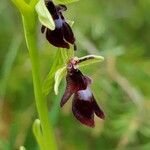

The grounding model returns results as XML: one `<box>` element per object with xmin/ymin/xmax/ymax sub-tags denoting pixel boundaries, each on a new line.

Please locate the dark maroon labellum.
<box><xmin>41</xmin><ymin>0</ymin><xmax>76</xmax><ymax>50</ymax></box>
<box><xmin>61</xmin><ymin>62</ymin><xmax>105</xmax><ymax>127</ymax></box>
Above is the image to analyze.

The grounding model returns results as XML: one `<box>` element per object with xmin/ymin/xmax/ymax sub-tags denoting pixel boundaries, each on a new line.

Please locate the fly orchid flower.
<box><xmin>41</xmin><ymin>0</ymin><xmax>76</xmax><ymax>49</ymax></box>
<box><xmin>61</xmin><ymin>61</ymin><xmax>105</xmax><ymax>127</ymax></box>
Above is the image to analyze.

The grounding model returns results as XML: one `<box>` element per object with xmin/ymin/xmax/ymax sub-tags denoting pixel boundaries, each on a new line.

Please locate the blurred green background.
<box><xmin>0</xmin><ymin>0</ymin><xmax>150</xmax><ymax>149</ymax></box>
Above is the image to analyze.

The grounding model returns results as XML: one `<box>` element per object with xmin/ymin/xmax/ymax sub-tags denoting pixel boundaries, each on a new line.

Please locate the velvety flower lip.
<box><xmin>72</xmin><ymin>87</ymin><xmax>105</xmax><ymax>127</ymax></box>
<box><xmin>41</xmin><ymin>0</ymin><xmax>76</xmax><ymax>49</ymax></box>
<box><xmin>60</xmin><ymin>61</ymin><xmax>105</xmax><ymax>127</ymax></box>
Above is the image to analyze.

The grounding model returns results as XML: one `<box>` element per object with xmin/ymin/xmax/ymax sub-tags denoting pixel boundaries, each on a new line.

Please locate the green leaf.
<box><xmin>60</xmin><ymin>47</ymin><xmax>74</xmax><ymax>64</ymax></box>
<box><xmin>33</xmin><ymin>119</ymin><xmax>42</xmax><ymax>137</ymax></box>
<box><xmin>60</xmin><ymin>48</ymin><xmax>69</xmax><ymax>64</ymax></box>
<box><xmin>35</xmin><ymin>0</ymin><xmax>55</xmax><ymax>30</ymax></box>
<box><xmin>33</xmin><ymin>119</ymin><xmax>44</xmax><ymax>150</ymax></box>
<box><xmin>42</xmin><ymin>49</ymin><xmax>64</xmax><ymax>96</ymax></box>
<box><xmin>0</xmin><ymin>34</ymin><xmax>22</xmax><ymax>99</ymax></box>
<box><xmin>54</xmin><ymin>0</ymin><xmax>79</xmax><ymax>4</ymax></box>
<box><xmin>54</xmin><ymin>67</ymin><xmax>67</xmax><ymax>95</ymax></box>
<box><xmin>78</xmin><ymin>55</ymin><xmax>104</xmax><ymax>67</ymax></box>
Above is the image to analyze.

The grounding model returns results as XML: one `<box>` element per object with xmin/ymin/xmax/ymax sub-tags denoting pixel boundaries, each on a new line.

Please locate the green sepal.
<box><xmin>35</xmin><ymin>0</ymin><xmax>55</xmax><ymax>30</ymax></box>
<box><xmin>54</xmin><ymin>67</ymin><xmax>67</xmax><ymax>95</ymax></box>
<box><xmin>78</xmin><ymin>55</ymin><xmax>104</xmax><ymax>68</ymax></box>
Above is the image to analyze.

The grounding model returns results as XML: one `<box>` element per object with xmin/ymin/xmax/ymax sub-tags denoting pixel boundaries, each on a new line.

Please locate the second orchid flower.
<box><xmin>41</xmin><ymin>0</ymin><xmax>76</xmax><ymax>49</ymax></box>
<box><xmin>60</xmin><ymin>59</ymin><xmax>105</xmax><ymax>127</ymax></box>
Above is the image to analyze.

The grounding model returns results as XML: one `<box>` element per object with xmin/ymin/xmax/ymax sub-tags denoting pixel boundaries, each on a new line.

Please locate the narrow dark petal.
<box><xmin>72</xmin><ymin>93</ymin><xmax>94</xmax><ymax>127</ymax></box>
<box><xmin>60</xmin><ymin>72</ymin><xmax>77</xmax><ymax>107</ymax></box>
<box><xmin>74</xmin><ymin>43</ymin><xmax>77</xmax><ymax>51</ymax></box>
<box><xmin>41</xmin><ymin>25</ymin><xmax>46</xmax><ymax>33</ymax></box>
<box><xmin>56</xmin><ymin>4</ymin><xmax>67</xmax><ymax>12</ymax></box>
<box><xmin>60</xmin><ymin>88</ymin><xmax>73</xmax><ymax>107</ymax></box>
<box><xmin>46</xmin><ymin>28</ymin><xmax>70</xmax><ymax>49</ymax></box>
<box><xmin>92</xmin><ymin>96</ymin><xmax>105</xmax><ymax>119</ymax></box>
<box><xmin>46</xmin><ymin>0</ymin><xmax>59</xmax><ymax>19</ymax></box>
<box><xmin>63</xmin><ymin>22</ymin><xmax>75</xmax><ymax>44</ymax></box>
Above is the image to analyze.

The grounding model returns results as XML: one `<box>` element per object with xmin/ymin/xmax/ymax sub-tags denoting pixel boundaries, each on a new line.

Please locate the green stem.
<box><xmin>30</xmin><ymin>0</ymin><xmax>38</xmax><ymax>8</ymax></box>
<box><xmin>11</xmin><ymin>0</ymin><xmax>57</xmax><ymax>149</ymax></box>
<box><xmin>22</xmin><ymin>11</ymin><xmax>57</xmax><ymax>150</ymax></box>
<box><xmin>12</xmin><ymin>0</ymin><xmax>30</xmax><ymax>14</ymax></box>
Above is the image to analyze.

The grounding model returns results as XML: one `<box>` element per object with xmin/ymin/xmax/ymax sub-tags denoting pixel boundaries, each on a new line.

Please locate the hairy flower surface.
<box><xmin>41</xmin><ymin>0</ymin><xmax>76</xmax><ymax>49</ymax></box>
<box><xmin>61</xmin><ymin>63</ymin><xmax>105</xmax><ymax>127</ymax></box>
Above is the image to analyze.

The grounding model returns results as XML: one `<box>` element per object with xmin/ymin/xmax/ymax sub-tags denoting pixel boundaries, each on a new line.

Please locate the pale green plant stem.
<box><xmin>22</xmin><ymin>11</ymin><xmax>57</xmax><ymax>150</ymax></box>
<box><xmin>11</xmin><ymin>0</ymin><xmax>57</xmax><ymax>149</ymax></box>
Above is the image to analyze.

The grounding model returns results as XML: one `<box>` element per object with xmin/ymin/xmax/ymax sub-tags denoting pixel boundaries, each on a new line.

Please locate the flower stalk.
<box><xmin>11</xmin><ymin>0</ymin><xmax>105</xmax><ymax>149</ymax></box>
